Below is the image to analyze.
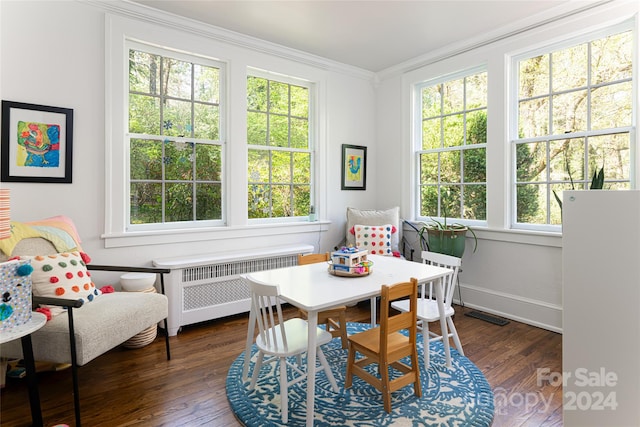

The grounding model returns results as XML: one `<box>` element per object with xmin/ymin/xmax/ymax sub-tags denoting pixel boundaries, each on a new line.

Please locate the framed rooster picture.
<box><xmin>341</xmin><ymin>144</ymin><xmax>367</xmax><ymax>190</ymax></box>
<box><xmin>1</xmin><ymin>100</ymin><xmax>73</xmax><ymax>183</ymax></box>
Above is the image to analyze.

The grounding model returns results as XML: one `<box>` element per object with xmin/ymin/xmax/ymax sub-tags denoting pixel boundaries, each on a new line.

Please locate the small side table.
<box><xmin>1</xmin><ymin>312</ymin><xmax>47</xmax><ymax>427</ymax></box>
<box><xmin>120</xmin><ymin>273</ymin><xmax>158</xmax><ymax>349</ymax></box>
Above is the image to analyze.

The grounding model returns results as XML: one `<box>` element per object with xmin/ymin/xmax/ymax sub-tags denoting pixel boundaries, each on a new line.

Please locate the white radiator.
<box><xmin>153</xmin><ymin>244</ymin><xmax>313</xmax><ymax>335</ymax></box>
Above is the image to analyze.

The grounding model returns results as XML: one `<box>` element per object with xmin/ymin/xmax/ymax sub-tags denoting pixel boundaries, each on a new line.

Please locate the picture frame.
<box><xmin>341</xmin><ymin>144</ymin><xmax>367</xmax><ymax>190</ymax></box>
<box><xmin>1</xmin><ymin>100</ymin><xmax>73</xmax><ymax>183</ymax></box>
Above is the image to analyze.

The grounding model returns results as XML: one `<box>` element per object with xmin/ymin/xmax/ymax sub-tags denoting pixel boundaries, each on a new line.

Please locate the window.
<box><xmin>513</xmin><ymin>28</ymin><xmax>633</xmax><ymax>228</ymax></box>
<box><xmin>128</xmin><ymin>43</ymin><xmax>224</xmax><ymax>228</ymax></box>
<box><xmin>247</xmin><ymin>74</ymin><xmax>313</xmax><ymax>219</ymax></box>
<box><xmin>415</xmin><ymin>69</ymin><xmax>487</xmax><ymax>221</ymax></box>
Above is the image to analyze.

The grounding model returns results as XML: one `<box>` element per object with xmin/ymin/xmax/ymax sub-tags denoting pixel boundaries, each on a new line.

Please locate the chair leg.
<box><xmin>338</xmin><ymin>311</ymin><xmax>348</xmax><ymax>349</ymax></box>
<box><xmin>71</xmin><ymin>362</ymin><xmax>81</xmax><ymax>427</ymax></box>
<box><xmin>158</xmin><ymin>274</ymin><xmax>171</xmax><ymax>360</ymax></box>
<box><xmin>280</xmin><ymin>357</ymin><xmax>289</xmax><ymax>423</ymax></box>
<box><xmin>345</xmin><ymin>344</ymin><xmax>356</xmax><ymax>388</ymax></box>
<box><xmin>163</xmin><ymin>318</ymin><xmax>171</xmax><ymax>360</ymax></box>
<box><xmin>249</xmin><ymin>351</ymin><xmax>265</xmax><ymax>390</ymax></box>
<box><xmin>317</xmin><ymin>347</ymin><xmax>338</xmax><ymax>391</ymax></box>
<box><xmin>447</xmin><ymin>317</ymin><xmax>464</xmax><ymax>355</ymax></box>
<box><xmin>412</xmin><ymin>346</ymin><xmax>423</xmax><ymax>397</ymax></box>
<box><xmin>380</xmin><ymin>362</ymin><xmax>392</xmax><ymax>413</ymax></box>
<box><xmin>67</xmin><ymin>308</ymin><xmax>82</xmax><ymax>427</ymax></box>
<box><xmin>422</xmin><ymin>320</ymin><xmax>430</xmax><ymax>369</ymax></box>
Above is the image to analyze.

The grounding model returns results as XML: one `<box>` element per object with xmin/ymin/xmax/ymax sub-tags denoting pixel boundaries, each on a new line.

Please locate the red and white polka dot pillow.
<box><xmin>23</xmin><ymin>252</ymin><xmax>101</xmax><ymax>316</ymax></box>
<box><xmin>353</xmin><ymin>224</ymin><xmax>394</xmax><ymax>256</ymax></box>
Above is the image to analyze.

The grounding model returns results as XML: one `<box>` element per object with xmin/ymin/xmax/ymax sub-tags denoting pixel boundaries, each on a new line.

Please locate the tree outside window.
<box><xmin>417</xmin><ymin>70</ymin><xmax>487</xmax><ymax>221</ymax></box>
<box><xmin>128</xmin><ymin>46</ymin><xmax>223</xmax><ymax>226</ymax></box>
<box><xmin>247</xmin><ymin>75</ymin><xmax>312</xmax><ymax>219</ymax></box>
<box><xmin>514</xmin><ymin>29</ymin><xmax>633</xmax><ymax>228</ymax></box>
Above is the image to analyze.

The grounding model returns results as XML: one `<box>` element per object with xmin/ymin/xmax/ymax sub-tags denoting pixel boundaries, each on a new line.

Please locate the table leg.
<box><xmin>21</xmin><ymin>334</ymin><xmax>43</xmax><ymax>427</ymax></box>
<box><xmin>306</xmin><ymin>310</ymin><xmax>318</xmax><ymax>427</ymax></box>
<box><xmin>242</xmin><ymin>305</ymin><xmax>257</xmax><ymax>381</ymax></box>
<box><xmin>435</xmin><ymin>277</ymin><xmax>451</xmax><ymax>367</ymax></box>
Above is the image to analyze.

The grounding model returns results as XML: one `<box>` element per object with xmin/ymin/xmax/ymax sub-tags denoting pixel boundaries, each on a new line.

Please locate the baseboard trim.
<box><xmin>456</xmin><ymin>283</ymin><xmax>562</xmax><ymax>333</ymax></box>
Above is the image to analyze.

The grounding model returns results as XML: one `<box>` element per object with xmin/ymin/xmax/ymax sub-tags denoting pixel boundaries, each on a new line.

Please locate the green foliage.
<box><xmin>417</xmin><ymin>188</ymin><xmax>478</xmax><ymax>254</ymax></box>
<box><xmin>515</xmin><ymin>143</ymin><xmax>541</xmax><ymax>223</ymax></box>
<box><xmin>516</xmin><ymin>30</ymin><xmax>631</xmax><ymax>225</ymax></box>
<box><xmin>419</xmin><ymin>102</ymin><xmax>488</xmax><ymax>221</ymax></box>
<box><xmin>590</xmin><ymin>167</ymin><xmax>604</xmax><ymax>189</ymax></box>
<box><xmin>416</xmin><ymin>218</ymin><xmax>478</xmax><ymax>255</ymax></box>
<box><xmin>247</xmin><ymin>76</ymin><xmax>311</xmax><ymax>219</ymax></box>
<box><xmin>128</xmin><ymin>48</ymin><xmax>223</xmax><ymax>225</ymax></box>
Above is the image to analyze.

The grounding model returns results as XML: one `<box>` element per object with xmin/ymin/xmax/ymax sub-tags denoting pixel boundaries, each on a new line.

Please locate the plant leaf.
<box><xmin>591</xmin><ymin>167</ymin><xmax>605</xmax><ymax>190</ymax></box>
<box><xmin>552</xmin><ymin>189</ymin><xmax>563</xmax><ymax>209</ymax></box>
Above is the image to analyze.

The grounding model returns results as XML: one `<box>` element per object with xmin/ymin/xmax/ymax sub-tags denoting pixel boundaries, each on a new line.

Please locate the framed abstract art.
<box><xmin>341</xmin><ymin>144</ymin><xmax>367</xmax><ymax>190</ymax></box>
<box><xmin>1</xmin><ymin>100</ymin><xmax>73</xmax><ymax>183</ymax></box>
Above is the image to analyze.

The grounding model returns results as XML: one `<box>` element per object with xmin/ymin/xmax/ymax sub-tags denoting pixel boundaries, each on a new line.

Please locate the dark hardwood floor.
<box><xmin>1</xmin><ymin>302</ymin><xmax>562</xmax><ymax>426</ymax></box>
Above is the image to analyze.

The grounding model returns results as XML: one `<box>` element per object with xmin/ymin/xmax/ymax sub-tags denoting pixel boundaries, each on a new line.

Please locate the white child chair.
<box><xmin>390</xmin><ymin>251</ymin><xmax>463</xmax><ymax>368</ymax></box>
<box><xmin>246</xmin><ymin>276</ymin><xmax>338</xmax><ymax>423</ymax></box>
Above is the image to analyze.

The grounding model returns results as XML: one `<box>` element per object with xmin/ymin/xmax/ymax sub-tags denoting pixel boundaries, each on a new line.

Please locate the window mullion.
<box><xmin>191</xmin><ymin>63</ymin><xmax>197</xmax><ymax>221</ymax></box>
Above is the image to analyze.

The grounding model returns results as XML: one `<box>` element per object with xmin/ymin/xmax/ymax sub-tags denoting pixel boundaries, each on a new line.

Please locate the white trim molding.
<box><xmin>457</xmin><ymin>282</ymin><xmax>563</xmax><ymax>333</ymax></box>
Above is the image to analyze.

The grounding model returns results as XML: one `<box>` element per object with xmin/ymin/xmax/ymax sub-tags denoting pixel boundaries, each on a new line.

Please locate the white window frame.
<box><xmin>509</xmin><ymin>20</ymin><xmax>636</xmax><ymax>232</ymax></box>
<box><xmin>104</xmin><ymin>14</ymin><xmax>330</xmax><ymax>248</ymax></box>
<box><xmin>246</xmin><ymin>68</ymin><xmax>316</xmax><ymax>224</ymax></box>
<box><xmin>126</xmin><ymin>40</ymin><xmax>227</xmax><ymax>232</ymax></box>
<box><xmin>413</xmin><ymin>65</ymin><xmax>488</xmax><ymax>228</ymax></box>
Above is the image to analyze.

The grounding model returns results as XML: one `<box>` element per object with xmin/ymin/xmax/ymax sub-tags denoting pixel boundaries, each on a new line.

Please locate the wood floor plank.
<box><xmin>0</xmin><ymin>303</ymin><xmax>561</xmax><ymax>426</ymax></box>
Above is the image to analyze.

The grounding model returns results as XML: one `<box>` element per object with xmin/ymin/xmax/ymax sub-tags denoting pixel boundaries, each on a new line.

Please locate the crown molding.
<box><xmin>82</xmin><ymin>0</ymin><xmax>376</xmax><ymax>82</ymax></box>
<box><xmin>377</xmin><ymin>0</ymin><xmax>622</xmax><ymax>81</ymax></box>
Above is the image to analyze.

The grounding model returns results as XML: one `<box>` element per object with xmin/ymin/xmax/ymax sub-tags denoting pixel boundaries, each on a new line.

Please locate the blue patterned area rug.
<box><xmin>226</xmin><ymin>322</ymin><xmax>494</xmax><ymax>426</ymax></box>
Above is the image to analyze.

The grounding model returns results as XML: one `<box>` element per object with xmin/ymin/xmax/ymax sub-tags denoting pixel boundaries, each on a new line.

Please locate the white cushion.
<box><xmin>0</xmin><ymin>292</ymin><xmax>168</xmax><ymax>366</ymax></box>
<box><xmin>346</xmin><ymin>207</ymin><xmax>400</xmax><ymax>252</ymax></box>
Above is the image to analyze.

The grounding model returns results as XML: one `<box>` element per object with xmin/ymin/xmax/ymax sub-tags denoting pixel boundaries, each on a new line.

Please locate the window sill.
<box><xmin>472</xmin><ymin>227</ymin><xmax>562</xmax><ymax>248</ymax></box>
<box><xmin>102</xmin><ymin>220</ymin><xmax>331</xmax><ymax>248</ymax></box>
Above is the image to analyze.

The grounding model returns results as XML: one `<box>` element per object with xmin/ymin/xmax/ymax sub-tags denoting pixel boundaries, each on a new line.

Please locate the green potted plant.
<box><xmin>416</xmin><ymin>216</ymin><xmax>478</xmax><ymax>258</ymax></box>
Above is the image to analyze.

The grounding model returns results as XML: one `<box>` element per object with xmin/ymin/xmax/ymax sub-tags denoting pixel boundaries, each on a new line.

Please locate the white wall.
<box><xmin>0</xmin><ymin>1</ymin><xmax>377</xmax><ymax>271</ymax></box>
<box><xmin>1</xmin><ymin>0</ymin><xmax>638</xmax><ymax>331</ymax></box>
<box><xmin>377</xmin><ymin>0</ymin><xmax>639</xmax><ymax>332</ymax></box>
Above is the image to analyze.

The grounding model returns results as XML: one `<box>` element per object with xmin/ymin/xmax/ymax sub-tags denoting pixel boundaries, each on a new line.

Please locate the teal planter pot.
<box><xmin>426</xmin><ymin>228</ymin><xmax>468</xmax><ymax>258</ymax></box>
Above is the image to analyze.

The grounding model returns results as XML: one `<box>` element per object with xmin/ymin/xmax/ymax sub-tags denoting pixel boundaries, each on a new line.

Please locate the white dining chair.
<box><xmin>390</xmin><ymin>251</ymin><xmax>463</xmax><ymax>368</ymax></box>
<box><xmin>246</xmin><ymin>276</ymin><xmax>338</xmax><ymax>423</ymax></box>
<box><xmin>297</xmin><ymin>252</ymin><xmax>349</xmax><ymax>349</ymax></box>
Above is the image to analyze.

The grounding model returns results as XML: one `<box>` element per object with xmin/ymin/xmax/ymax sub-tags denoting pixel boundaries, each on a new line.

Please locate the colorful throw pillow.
<box><xmin>23</xmin><ymin>252</ymin><xmax>101</xmax><ymax>316</ymax></box>
<box><xmin>346</xmin><ymin>207</ymin><xmax>400</xmax><ymax>252</ymax></box>
<box><xmin>0</xmin><ymin>222</ymin><xmax>41</xmax><ymax>257</ymax></box>
<box><xmin>353</xmin><ymin>224</ymin><xmax>394</xmax><ymax>256</ymax></box>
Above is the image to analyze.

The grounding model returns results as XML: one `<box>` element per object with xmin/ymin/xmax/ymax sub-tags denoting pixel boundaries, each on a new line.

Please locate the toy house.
<box><xmin>331</xmin><ymin>247</ymin><xmax>368</xmax><ymax>272</ymax></box>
